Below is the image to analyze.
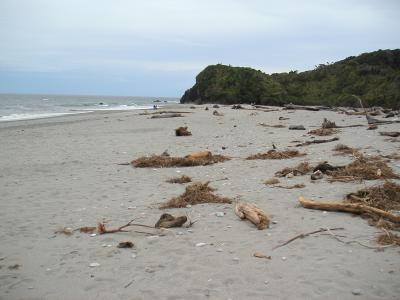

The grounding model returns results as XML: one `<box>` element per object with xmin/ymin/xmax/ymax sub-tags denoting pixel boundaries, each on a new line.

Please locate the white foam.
<box><xmin>0</xmin><ymin>111</ymin><xmax>91</xmax><ymax>122</ymax></box>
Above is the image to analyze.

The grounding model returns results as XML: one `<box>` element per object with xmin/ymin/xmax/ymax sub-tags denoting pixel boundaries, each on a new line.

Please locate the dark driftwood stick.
<box><xmin>273</xmin><ymin>227</ymin><xmax>344</xmax><ymax>249</ymax></box>
<box><xmin>295</xmin><ymin>137</ymin><xmax>339</xmax><ymax>147</ymax></box>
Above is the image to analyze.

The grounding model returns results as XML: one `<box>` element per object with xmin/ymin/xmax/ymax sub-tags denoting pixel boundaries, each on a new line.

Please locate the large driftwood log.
<box><xmin>298</xmin><ymin>196</ymin><xmax>400</xmax><ymax>224</ymax></box>
<box><xmin>235</xmin><ymin>202</ymin><xmax>270</xmax><ymax>230</ymax></box>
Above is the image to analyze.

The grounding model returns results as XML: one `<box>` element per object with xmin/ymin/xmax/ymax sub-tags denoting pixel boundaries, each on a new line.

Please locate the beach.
<box><xmin>0</xmin><ymin>105</ymin><xmax>399</xmax><ymax>300</ymax></box>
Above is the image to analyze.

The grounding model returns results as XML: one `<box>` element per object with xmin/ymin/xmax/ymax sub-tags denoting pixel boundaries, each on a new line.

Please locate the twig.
<box><xmin>273</xmin><ymin>227</ymin><xmax>344</xmax><ymax>249</ymax></box>
<box><xmin>124</xmin><ymin>280</ymin><xmax>134</xmax><ymax>288</ymax></box>
<box><xmin>325</xmin><ymin>227</ymin><xmax>394</xmax><ymax>249</ymax></box>
<box><xmin>98</xmin><ymin>218</ymin><xmax>138</xmax><ymax>234</ymax></box>
<box><xmin>295</xmin><ymin>137</ymin><xmax>339</xmax><ymax>147</ymax></box>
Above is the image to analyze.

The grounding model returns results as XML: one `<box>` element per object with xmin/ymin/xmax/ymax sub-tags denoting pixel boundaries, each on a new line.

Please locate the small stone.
<box><xmin>196</xmin><ymin>242</ymin><xmax>207</xmax><ymax>247</ymax></box>
<box><xmin>131</xmin><ymin>254</ymin><xmax>137</xmax><ymax>259</ymax></box>
<box><xmin>90</xmin><ymin>233</ymin><xmax>97</xmax><ymax>237</ymax></box>
<box><xmin>272</xmin><ymin>221</ymin><xmax>278</xmax><ymax>224</ymax></box>
<box><xmin>216</xmin><ymin>248</ymin><xmax>223</xmax><ymax>252</ymax></box>
<box><xmin>177</xmin><ymin>231</ymin><xmax>184</xmax><ymax>235</ymax></box>
<box><xmin>215</xmin><ymin>212</ymin><xmax>225</xmax><ymax>217</ymax></box>
<box><xmin>264</xmin><ymin>280</ymin><xmax>269</xmax><ymax>285</ymax></box>
<box><xmin>233</xmin><ymin>257</ymin><xmax>240</xmax><ymax>262</ymax></box>
<box><xmin>281</xmin><ymin>256</ymin><xmax>287</xmax><ymax>261</ymax></box>
<box><xmin>311</xmin><ymin>170</ymin><xmax>323</xmax><ymax>180</ymax></box>
<box><xmin>186</xmin><ymin>204</ymin><xmax>192</xmax><ymax>208</ymax></box>
<box><xmin>352</xmin><ymin>289</ymin><xmax>362</xmax><ymax>295</ymax></box>
<box><xmin>89</xmin><ymin>262</ymin><xmax>100</xmax><ymax>268</ymax></box>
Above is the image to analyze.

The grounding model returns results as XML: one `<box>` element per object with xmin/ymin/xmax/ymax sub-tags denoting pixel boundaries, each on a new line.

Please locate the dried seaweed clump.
<box><xmin>376</xmin><ymin>232</ymin><xmax>400</xmax><ymax>246</ymax></box>
<box><xmin>322</xmin><ymin>118</ymin><xmax>337</xmax><ymax>129</ymax></box>
<box><xmin>247</xmin><ymin>149</ymin><xmax>306</xmax><ymax>160</ymax></box>
<box><xmin>333</xmin><ymin>144</ymin><xmax>359</xmax><ymax>155</ymax></box>
<box><xmin>275</xmin><ymin>162</ymin><xmax>312</xmax><ymax>177</ymax></box>
<box><xmin>346</xmin><ymin>181</ymin><xmax>400</xmax><ymax>211</ymax></box>
<box><xmin>132</xmin><ymin>152</ymin><xmax>230</xmax><ymax>168</ymax></box>
<box><xmin>308</xmin><ymin>128</ymin><xmax>338</xmax><ymax>136</ymax></box>
<box><xmin>329</xmin><ymin>155</ymin><xmax>399</xmax><ymax>181</ymax></box>
<box><xmin>161</xmin><ymin>182</ymin><xmax>232</xmax><ymax>208</ymax></box>
<box><xmin>175</xmin><ymin>126</ymin><xmax>192</xmax><ymax>136</ymax></box>
<box><xmin>166</xmin><ymin>175</ymin><xmax>192</xmax><ymax>184</ymax></box>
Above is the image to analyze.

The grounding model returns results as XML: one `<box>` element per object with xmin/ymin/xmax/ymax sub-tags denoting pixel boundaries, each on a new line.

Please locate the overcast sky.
<box><xmin>0</xmin><ymin>0</ymin><xmax>399</xmax><ymax>97</ymax></box>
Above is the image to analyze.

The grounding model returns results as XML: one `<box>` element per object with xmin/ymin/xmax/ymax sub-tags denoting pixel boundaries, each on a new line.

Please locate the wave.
<box><xmin>0</xmin><ymin>111</ymin><xmax>91</xmax><ymax>122</ymax></box>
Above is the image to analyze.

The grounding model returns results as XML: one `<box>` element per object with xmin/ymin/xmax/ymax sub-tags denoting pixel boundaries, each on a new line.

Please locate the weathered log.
<box><xmin>298</xmin><ymin>196</ymin><xmax>400</xmax><ymax>224</ymax></box>
<box><xmin>379</xmin><ymin>131</ymin><xmax>400</xmax><ymax>138</ymax></box>
<box><xmin>284</xmin><ymin>104</ymin><xmax>330</xmax><ymax>111</ymax></box>
<box><xmin>235</xmin><ymin>202</ymin><xmax>270</xmax><ymax>230</ymax></box>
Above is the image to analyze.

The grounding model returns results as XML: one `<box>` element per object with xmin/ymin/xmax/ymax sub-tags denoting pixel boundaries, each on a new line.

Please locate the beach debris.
<box><xmin>55</xmin><ymin>227</ymin><xmax>73</xmax><ymax>236</ymax></box>
<box><xmin>273</xmin><ymin>227</ymin><xmax>344</xmax><ymax>250</ymax></box>
<box><xmin>328</xmin><ymin>155</ymin><xmax>399</xmax><ymax>182</ymax></box>
<box><xmin>264</xmin><ymin>178</ymin><xmax>280</xmax><ymax>185</ymax></box>
<box><xmin>289</xmin><ymin>125</ymin><xmax>306</xmax><ymax>130</ymax></box>
<box><xmin>189</xmin><ymin>106</ymin><xmax>196</xmax><ymax>109</ymax></box>
<box><xmin>235</xmin><ymin>202</ymin><xmax>270</xmax><ymax>230</ymax></box>
<box><xmin>275</xmin><ymin>162</ymin><xmax>312</xmax><ymax>177</ymax></box>
<box><xmin>298</xmin><ymin>196</ymin><xmax>400</xmax><ymax>224</ymax></box>
<box><xmin>175</xmin><ymin>126</ymin><xmax>192</xmax><ymax>136</ymax></box>
<box><xmin>213</xmin><ymin>104</ymin><xmax>220</xmax><ymax>108</ymax></box>
<box><xmin>215</xmin><ymin>212</ymin><xmax>225</xmax><ymax>217</ymax></box>
<box><xmin>98</xmin><ymin>219</ymin><xmax>138</xmax><ymax>234</ymax></box>
<box><xmin>247</xmin><ymin>149</ymin><xmax>306</xmax><ymax>160</ymax></box>
<box><xmin>213</xmin><ymin>110</ymin><xmax>223</xmax><ymax>116</ymax></box>
<box><xmin>313</xmin><ymin>162</ymin><xmax>344</xmax><ymax>174</ymax></box>
<box><xmin>379</xmin><ymin>131</ymin><xmax>400</xmax><ymax>138</ymax></box>
<box><xmin>333</xmin><ymin>144</ymin><xmax>359</xmax><ymax>156</ymax></box>
<box><xmin>259</xmin><ymin>123</ymin><xmax>286</xmax><ymax>128</ymax></box>
<box><xmin>132</xmin><ymin>151</ymin><xmax>230</xmax><ymax>168</ymax></box>
<box><xmin>253</xmin><ymin>252</ymin><xmax>271</xmax><ymax>259</ymax></box>
<box><xmin>322</xmin><ymin>118</ymin><xmax>337</xmax><ymax>129</ymax></box>
<box><xmin>161</xmin><ymin>182</ymin><xmax>232</xmax><ymax>208</ymax></box>
<box><xmin>155</xmin><ymin>213</ymin><xmax>187</xmax><ymax>228</ymax></box>
<box><xmin>117</xmin><ymin>241</ymin><xmax>134</xmax><ymax>248</ymax></box>
<box><xmin>284</xmin><ymin>104</ymin><xmax>328</xmax><ymax>111</ymax></box>
<box><xmin>279</xmin><ymin>116</ymin><xmax>289</xmax><ymax>120</ymax></box>
<box><xmin>79</xmin><ymin>226</ymin><xmax>97</xmax><ymax>233</ymax></box>
<box><xmin>271</xmin><ymin>184</ymin><xmax>305</xmax><ymax>189</ymax></box>
<box><xmin>166</xmin><ymin>175</ymin><xmax>192</xmax><ymax>184</ymax></box>
<box><xmin>196</xmin><ymin>242</ymin><xmax>207</xmax><ymax>247</ymax></box>
<box><xmin>345</xmin><ymin>181</ymin><xmax>400</xmax><ymax>212</ymax></box>
<box><xmin>352</xmin><ymin>289</ymin><xmax>363</xmax><ymax>296</ymax></box>
<box><xmin>311</xmin><ymin>170</ymin><xmax>323</xmax><ymax>180</ymax></box>
<box><xmin>8</xmin><ymin>264</ymin><xmax>21</xmax><ymax>270</ymax></box>
<box><xmin>89</xmin><ymin>262</ymin><xmax>100</xmax><ymax>268</ymax></box>
<box><xmin>308</xmin><ymin>128</ymin><xmax>338</xmax><ymax>136</ymax></box>
<box><xmin>376</xmin><ymin>231</ymin><xmax>400</xmax><ymax>246</ymax></box>
<box><xmin>368</xmin><ymin>124</ymin><xmax>378</xmax><ymax>130</ymax></box>
<box><xmin>232</xmin><ymin>104</ymin><xmax>244</xmax><ymax>109</ymax></box>
<box><xmin>150</xmin><ymin>113</ymin><xmax>183</xmax><ymax>119</ymax></box>
<box><xmin>295</xmin><ymin>137</ymin><xmax>339</xmax><ymax>147</ymax></box>
<box><xmin>139</xmin><ymin>110</ymin><xmax>193</xmax><ymax>116</ymax></box>
<box><xmin>205</xmin><ymin>106</ymin><xmax>209</xmax><ymax>111</ymax></box>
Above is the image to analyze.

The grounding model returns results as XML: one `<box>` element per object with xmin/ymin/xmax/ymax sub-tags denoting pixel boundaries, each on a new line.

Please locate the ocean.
<box><xmin>0</xmin><ymin>93</ymin><xmax>179</xmax><ymax>122</ymax></box>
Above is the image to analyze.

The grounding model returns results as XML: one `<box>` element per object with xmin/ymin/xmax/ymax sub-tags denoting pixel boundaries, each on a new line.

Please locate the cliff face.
<box><xmin>180</xmin><ymin>49</ymin><xmax>400</xmax><ymax>108</ymax></box>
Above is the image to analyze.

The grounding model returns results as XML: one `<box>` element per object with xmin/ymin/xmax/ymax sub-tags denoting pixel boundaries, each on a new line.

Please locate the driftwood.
<box><xmin>155</xmin><ymin>213</ymin><xmax>187</xmax><ymax>228</ymax></box>
<box><xmin>298</xmin><ymin>197</ymin><xmax>400</xmax><ymax>224</ymax></box>
<box><xmin>151</xmin><ymin>113</ymin><xmax>183</xmax><ymax>119</ymax></box>
<box><xmin>139</xmin><ymin>110</ymin><xmax>193</xmax><ymax>115</ymax></box>
<box><xmin>289</xmin><ymin>125</ymin><xmax>306</xmax><ymax>130</ymax></box>
<box><xmin>284</xmin><ymin>104</ymin><xmax>330</xmax><ymax>111</ymax></box>
<box><xmin>379</xmin><ymin>132</ymin><xmax>400</xmax><ymax>138</ymax></box>
<box><xmin>235</xmin><ymin>202</ymin><xmax>270</xmax><ymax>230</ymax></box>
<box><xmin>295</xmin><ymin>137</ymin><xmax>339</xmax><ymax>147</ymax></box>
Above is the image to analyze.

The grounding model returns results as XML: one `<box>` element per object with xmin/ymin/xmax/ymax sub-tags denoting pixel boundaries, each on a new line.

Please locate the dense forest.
<box><xmin>180</xmin><ymin>49</ymin><xmax>400</xmax><ymax>109</ymax></box>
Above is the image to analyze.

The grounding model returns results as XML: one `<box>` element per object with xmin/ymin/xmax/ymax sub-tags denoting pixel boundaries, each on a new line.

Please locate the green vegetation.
<box><xmin>180</xmin><ymin>49</ymin><xmax>400</xmax><ymax>109</ymax></box>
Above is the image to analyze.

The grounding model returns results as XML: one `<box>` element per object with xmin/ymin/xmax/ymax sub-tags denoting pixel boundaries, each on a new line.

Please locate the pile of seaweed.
<box><xmin>132</xmin><ymin>152</ymin><xmax>230</xmax><ymax>168</ymax></box>
<box><xmin>275</xmin><ymin>162</ymin><xmax>312</xmax><ymax>177</ymax></box>
<box><xmin>166</xmin><ymin>175</ymin><xmax>192</xmax><ymax>184</ymax></box>
<box><xmin>161</xmin><ymin>182</ymin><xmax>233</xmax><ymax>208</ymax></box>
<box><xmin>247</xmin><ymin>150</ymin><xmax>306</xmax><ymax>160</ymax></box>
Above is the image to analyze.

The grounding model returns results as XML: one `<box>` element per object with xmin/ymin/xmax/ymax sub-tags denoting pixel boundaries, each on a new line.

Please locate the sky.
<box><xmin>0</xmin><ymin>0</ymin><xmax>399</xmax><ymax>97</ymax></box>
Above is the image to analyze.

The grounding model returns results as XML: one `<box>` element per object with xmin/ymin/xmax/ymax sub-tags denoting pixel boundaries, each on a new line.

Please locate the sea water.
<box><xmin>0</xmin><ymin>93</ymin><xmax>178</xmax><ymax>122</ymax></box>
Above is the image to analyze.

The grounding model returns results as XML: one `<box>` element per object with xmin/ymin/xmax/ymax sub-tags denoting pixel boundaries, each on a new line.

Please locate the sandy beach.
<box><xmin>0</xmin><ymin>105</ymin><xmax>399</xmax><ymax>300</ymax></box>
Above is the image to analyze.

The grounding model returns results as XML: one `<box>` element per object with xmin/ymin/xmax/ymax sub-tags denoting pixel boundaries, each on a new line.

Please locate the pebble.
<box><xmin>196</xmin><ymin>243</ymin><xmax>207</xmax><ymax>247</ymax></box>
<box><xmin>281</xmin><ymin>257</ymin><xmax>287</xmax><ymax>261</ymax></box>
<box><xmin>233</xmin><ymin>257</ymin><xmax>240</xmax><ymax>262</ymax></box>
<box><xmin>177</xmin><ymin>231</ymin><xmax>184</xmax><ymax>235</ymax></box>
<box><xmin>264</xmin><ymin>280</ymin><xmax>269</xmax><ymax>285</ymax></box>
<box><xmin>90</xmin><ymin>234</ymin><xmax>97</xmax><ymax>237</ymax></box>
<box><xmin>131</xmin><ymin>254</ymin><xmax>137</xmax><ymax>259</ymax></box>
<box><xmin>352</xmin><ymin>289</ymin><xmax>362</xmax><ymax>296</ymax></box>
<box><xmin>216</xmin><ymin>248</ymin><xmax>223</xmax><ymax>252</ymax></box>
<box><xmin>215</xmin><ymin>212</ymin><xmax>225</xmax><ymax>217</ymax></box>
<box><xmin>186</xmin><ymin>204</ymin><xmax>192</xmax><ymax>208</ymax></box>
<box><xmin>89</xmin><ymin>262</ymin><xmax>100</xmax><ymax>268</ymax></box>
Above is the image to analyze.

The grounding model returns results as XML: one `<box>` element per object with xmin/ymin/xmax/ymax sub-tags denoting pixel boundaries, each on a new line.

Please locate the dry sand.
<box><xmin>0</xmin><ymin>105</ymin><xmax>399</xmax><ymax>299</ymax></box>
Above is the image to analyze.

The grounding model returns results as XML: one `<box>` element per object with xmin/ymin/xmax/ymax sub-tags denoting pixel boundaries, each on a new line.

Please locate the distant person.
<box><xmin>153</xmin><ymin>104</ymin><xmax>158</xmax><ymax>110</ymax></box>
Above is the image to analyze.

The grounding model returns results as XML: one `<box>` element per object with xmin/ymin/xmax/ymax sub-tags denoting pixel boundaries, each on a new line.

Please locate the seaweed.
<box><xmin>166</xmin><ymin>175</ymin><xmax>192</xmax><ymax>184</ymax></box>
<box><xmin>247</xmin><ymin>149</ymin><xmax>306</xmax><ymax>160</ymax></box>
<box><xmin>275</xmin><ymin>162</ymin><xmax>312</xmax><ymax>177</ymax></box>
